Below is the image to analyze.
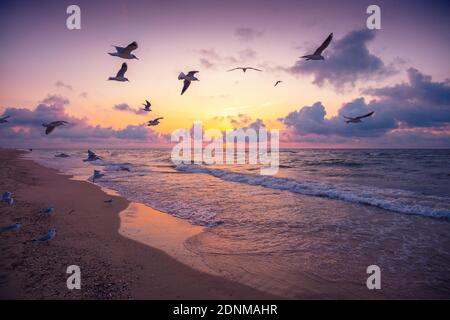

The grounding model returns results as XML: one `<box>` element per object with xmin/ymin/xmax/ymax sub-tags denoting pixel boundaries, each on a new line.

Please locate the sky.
<box><xmin>0</xmin><ymin>0</ymin><xmax>449</xmax><ymax>148</ymax></box>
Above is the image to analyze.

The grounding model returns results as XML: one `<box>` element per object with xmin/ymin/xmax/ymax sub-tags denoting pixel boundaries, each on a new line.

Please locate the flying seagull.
<box><xmin>83</xmin><ymin>150</ymin><xmax>101</xmax><ymax>162</ymax></box>
<box><xmin>108</xmin><ymin>63</ymin><xmax>129</xmax><ymax>82</ymax></box>
<box><xmin>0</xmin><ymin>223</ymin><xmax>21</xmax><ymax>233</ymax></box>
<box><xmin>142</xmin><ymin>100</ymin><xmax>152</xmax><ymax>112</ymax></box>
<box><xmin>274</xmin><ymin>80</ymin><xmax>283</xmax><ymax>87</ymax></box>
<box><xmin>227</xmin><ymin>67</ymin><xmax>262</xmax><ymax>73</ymax></box>
<box><xmin>301</xmin><ymin>33</ymin><xmax>333</xmax><ymax>61</ymax></box>
<box><xmin>34</xmin><ymin>229</ymin><xmax>56</xmax><ymax>242</ymax></box>
<box><xmin>0</xmin><ymin>115</ymin><xmax>10</xmax><ymax>123</ymax></box>
<box><xmin>178</xmin><ymin>71</ymin><xmax>199</xmax><ymax>95</ymax></box>
<box><xmin>148</xmin><ymin>117</ymin><xmax>163</xmax><ymax>126</ymax></box>
<box><xmin>108</xmin><ymin>41</ymin><xmax>139</xmax><ymax>59</ymax></box>
<box><xmin>42</xmin><ymin>121</ymin><xmax>68</xmax><ymax>135</ymax></box>
<box><xmin>104</xmin><ymin>199</ymin><xmax>113</xmax><ymax>204</ymax></box>
<box><xmin>343</xmin><ymin>111</ymin><xmax>375</xmax><ymax>123</ymax></box>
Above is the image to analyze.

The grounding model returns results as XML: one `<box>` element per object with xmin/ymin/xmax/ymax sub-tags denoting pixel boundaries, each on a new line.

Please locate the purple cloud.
<box><xmin>363</xmin><ymin>68</ymin><xmax>450</xmax><ymax>105</ymax></box>
<box><xmin>279</xmin><ymin>68</ymin><xmax>450</xmax><ymax>146</ymax></box>
<box><xmin>0</xmin><ymin>96</ymin><xmax>169</xmax><ymax>147</ymax></box>
<box><xmin>235</xmin><ymin>27</ymin><xmax>264</xmax><ymax>42</ymax></box>
<box><xmin>199</xmin><ymin>48</ymin><xmax>257</xmax><ymax>69</ymax></box>
<box><xmin>113</xmin><ymin>103</ymin><xmax>147</xmax><ymax>115</ymax></box>
<box><xmin>289</xmin><ymin>29</ymin><xmax>395</xmax><ymax>89</ymax></box>
<box><xmin>55</xmin><ymin>81</ymin><xmax>73</xmax><ymax>91</ymax></box>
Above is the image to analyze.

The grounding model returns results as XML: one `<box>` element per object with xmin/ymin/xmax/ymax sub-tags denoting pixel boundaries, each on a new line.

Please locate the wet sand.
<box><xmin>0</xmin><ymin>149</ymin><xmax>277</xmax><ymax>299</ymax></box>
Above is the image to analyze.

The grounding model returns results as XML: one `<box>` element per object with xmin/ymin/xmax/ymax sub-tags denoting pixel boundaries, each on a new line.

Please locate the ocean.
<box><xmin>24</xmin><ymin>149</ymin><xmax>450</xmax><ymax>298</ymax></box>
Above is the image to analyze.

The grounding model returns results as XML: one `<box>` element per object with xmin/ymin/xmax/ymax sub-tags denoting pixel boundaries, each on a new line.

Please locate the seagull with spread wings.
<box><xmin>227</xmin><ymin>67</ymin><xmax>262</xmax><ymax>73</ymax></box>
<box><xmin>148</xmin><ymin>117</ymin><xmax>163</xmax><ymax>126</ymax></box>
<box><xmin>83</xmin><ymin>150</ymin><xmax>101</xmax><ymax>162</ymax></box>
<box><xmin>301</xmin><ymin>33</ymin><xmax>333</xmax><ymax>61</ymax></box>
<box><xmin>178</xmin><ymin>71</ymin><xmax>199</xmax><ymax>95</ymax></box>
<box><xmin>108</xmin><ymin>41</ymin><xmax>139</xmax><ymax>60</ymax></box>
<box><xmin>142</xmin><ymin>100</ymin><xmax>152</xmax><ymax>112</ymax></box>
<box><xmin>343</xmin><ymin>111</ymin><xmax>375</xmax><ymax>123</ymax></box>
<box><xmin>42</xmin><ymin>121</ymin><xmax>68</xmax><ymax>135</ymax></box>
<box><xmin>0</xmin><ymin>115</ymin><xmax>10</xmax><ymax>123</ymax></box>
<box><xmin>108</xmin><ymin>63</ymin><xmax>129</xmax><ymax>82</ymax></box>
<box><xmin>274</xmin><ymin>80</ymin><xmax>283</xmax><ymax>87</ymax></box>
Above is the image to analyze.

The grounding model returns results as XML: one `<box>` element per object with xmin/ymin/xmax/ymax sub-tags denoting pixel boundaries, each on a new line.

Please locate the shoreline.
<box><xmin>0</xmin><ymin>149</ymin><xmax>278</xmax><ymax>299</ymax></box>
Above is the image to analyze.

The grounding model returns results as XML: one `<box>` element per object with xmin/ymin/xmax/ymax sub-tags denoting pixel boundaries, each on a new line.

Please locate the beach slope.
<box><xmin>0</xmin><ymin>149</ymin><xmax>276</xmax><ymax>299</ymax></box>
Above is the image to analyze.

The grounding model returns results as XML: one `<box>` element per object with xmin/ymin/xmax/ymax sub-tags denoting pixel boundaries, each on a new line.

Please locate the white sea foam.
<box><xmin>175</xmin><ymin>165</ymin><xmax>450</xmax><ymax>219</ymax></box>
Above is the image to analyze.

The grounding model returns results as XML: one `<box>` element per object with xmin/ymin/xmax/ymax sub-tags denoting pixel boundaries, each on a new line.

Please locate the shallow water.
<box><xmin>24</xmin><ymin>149</ymin><xmax>450</xmax><ymax>298</ymax></box>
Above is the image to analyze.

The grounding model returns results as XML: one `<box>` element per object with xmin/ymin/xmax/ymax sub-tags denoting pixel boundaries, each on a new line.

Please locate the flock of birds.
<box><xmin>0</xmin><ymin>32</ymin><xmax>377</xmax><ymax>242</ymax></box>
<box><xmin>0</xmin><ymin>149</ymin><xmax>116</xmax><ymax>243</ymax></box>
<box><xmin>0</xmin><ymin>32</ymin><xmax>374</xmax><ymax>138</ymax></box>
<box><xmin>1</xmin><ymin>191</ymin><xmax>58</xmax><ymax>242</ymax></box>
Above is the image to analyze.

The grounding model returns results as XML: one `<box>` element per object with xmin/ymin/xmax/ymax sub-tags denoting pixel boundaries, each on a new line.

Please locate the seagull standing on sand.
<box><xmin>34</xmin><ymin>229</ymin><xmax>56</xmax><ymax>242</ymax></box>
<box><xmin>93</xmin><ymin>170</ymin><xmax>104</xmax><ymax>182</ymax></box>
<box><xmin>343</xmin><ymin>111</ymin><xmax>375</xmax><ymax>123</ymax></box>
<box><xmin>108</xmin><ymin>63</ymin><xmax>129</xmax><ymax>82</ymax></box>
<box><xmin>0</xmin><ymin>115</ymin><xmax>10</xmax><ymax>123</ymax></box>
<box><xmin>2</xmin><ymin>192</ymin><xmax>14</xmax><ymax>205</ymax></box>
<box><xmin>0</xmin><ymin>223</ymin><xmax>21</xmax><ymax>233</ymax></box>
<box><xmin>274</xmin><ymin>80</ymin><xmax>283</xmax><ymax>87</ymax></box>
<box><xmin>42</xmin><ymin>121</ymin><xmax>68</xmax><ymax>135</ymax></box>
<box><xmin>142</xmin><ymin>100</ymin><xmax>152</xmax><ymax>112</ymax></box>
<box><xmin>178</xmin><ymin>71</ymin><xmax>199</xmax><ymax>95</ymax></box>
<box><xmin>108</xmin><ymin>41</ymin><xmax>139</xmax><ymax>60</ymax></box>
<box><xmin>227</xmin><ymin>67</ymin><xmax>262</xmax><ymax>73</ymax></box>
<box><xmin>301</xmin><ymin>33</ymin><xmax>333</xmax><ymax>61</ymax></box>
<box><xmin>39</xmin><ymin>207</ymin><xmax>55</xmax><ymax>216</ymax></box>
<box><xmin>148</xmin><ymin>117</ymin><xmax>163</xmax><ymax>126</ymax></box>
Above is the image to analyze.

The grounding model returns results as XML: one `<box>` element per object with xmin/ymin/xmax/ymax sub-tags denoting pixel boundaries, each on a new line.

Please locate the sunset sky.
<box><xmin>0</xmin><ymin>0</ymin><xmax>449</xmax><ymax>148</ymax></box>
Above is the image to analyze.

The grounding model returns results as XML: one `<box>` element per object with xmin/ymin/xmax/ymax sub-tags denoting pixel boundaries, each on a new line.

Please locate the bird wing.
<box><xmin>247</xmin><ymin>67</ymin><xmax>262</xmax><ymax>72</ymax></box>
<box><xmin>146</xmin><ymin>100</ymin><xmax>151</xmax><ymax>106</ymax></box>
<box><xmin>122</xmin><ymin>41</ymin><xmax>138</xmax><ymax>54</ymax></box>
<box><xmin>342</xmin><ymin>115</ymin><xmax>354</xmax><ymax>120</ymax></box>
<box><xmin>0</xmin><ymin>115</ymin><xmax>10</xmax><ymax>120</ymax></box>
<box><xmin>181</xmin><ymin>80</ymin><xmax>191</xmax><ymax>95</ymax></box>
<box><xmin>155</xmin><ymin>117</ymin><xmax>164</xmax><ymax>121</ymax></box>
<box><xmin>187</xmin><ymin>71</ymin><xmax>199</xmax><ymax>77</ymax></box>
<box><xmin>227</xmin><ymin>67</ymin><xmax>242</xmax><ymax>72</ymax></box>
<box><xmin>112</xmin><ymin>46</ymin><xmax>125</xmax><ymax>53</ymax></box>
<box><xmin>116</xmin><ymin>63</ymin><xmax>128</xmax><ymax>77</ymax></box>
<box><xmin>356</xmin><ymin>111</ymin><xmax>375</xmax><ymax>120</ymax></box>
<box><xmin>45</xmin><ymin>126</ymin><xmax>55</xmax><ymax>135</ymax></box>
<box><xmin>314</xmin><ymin>33</ymin><xmax>333</xmax><ymax>55</ymax></box>
<box><xmin>274</xmin><ymin>81</ymin><xmax>282</xmax><ymax>86</ymax></box>
<box><xmin>51</xmin><ymin>121</ymin><xmax>68</xmax><ymax>126</ymax></box>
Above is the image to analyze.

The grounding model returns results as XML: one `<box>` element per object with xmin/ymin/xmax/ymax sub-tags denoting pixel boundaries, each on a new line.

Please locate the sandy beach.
<box><xmin>0</xmin><ymin>149</ymin><xmax>277</xmax><ymax>299</ymax></box>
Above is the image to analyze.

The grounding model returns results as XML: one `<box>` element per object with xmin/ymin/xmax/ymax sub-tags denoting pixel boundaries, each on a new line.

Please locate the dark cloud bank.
<box><xmin>0</xmin><ymin>95</ymin><xmax>168</xmax><ymax>148</ymax></box>
<box><xmin>290</xmin><ymin>29</ymin><xmax>396</xmax><ymax>89</ymax></box>
<box><xmin>280</xmin><ymin>68</ymin><xmax>450</xmax><ymax>147</ymax></box>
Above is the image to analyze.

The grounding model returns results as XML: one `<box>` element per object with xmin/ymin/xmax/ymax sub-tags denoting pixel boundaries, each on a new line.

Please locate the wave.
<box><xmin>302</xmin><ymin>159</ymin><xmax>364</xmax><ymax>168</ymax></box>
<box><xmin>175</xmin><ymin>165</ymin><xmax>450</xmax><ymax>219</ymax></box>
